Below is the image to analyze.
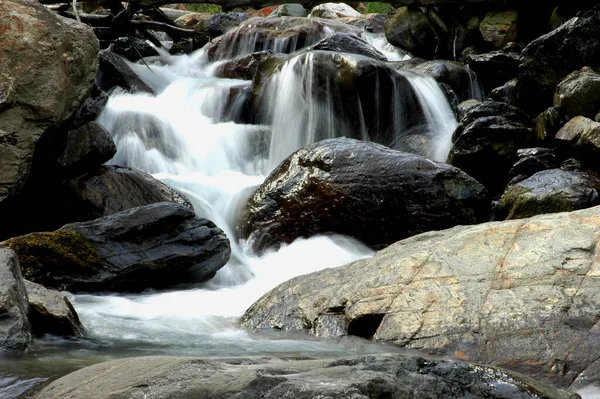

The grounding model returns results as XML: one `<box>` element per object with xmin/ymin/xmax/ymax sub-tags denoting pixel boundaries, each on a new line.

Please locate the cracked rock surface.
<box><xmin>242</xmin><ymin>205</ymin><xmax>600</xmax><ymax>389</ymax></box>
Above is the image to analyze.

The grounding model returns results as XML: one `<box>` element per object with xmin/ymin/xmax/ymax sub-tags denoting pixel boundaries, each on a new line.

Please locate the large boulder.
<box><xmin>241</xmin><ymin>137</ymin><xmax>488</xmax><ymax>251</ymax></box>
<box><xmin>496</xmin><ymin>168</ymin><xmax>600</xmax><ymax>220</ymax></box>
<box><xmin>96</xmin><ymin>51</ymin><xmax>155</xmax><ymax>94</ymax></box>
<box><xmin>479</xmin><ymin>10</ymin><xmax>519</xmax><ymax>50</ymax></box>
<box><xmin>31</xmin><ymin>354</ymin><xmax>577</xmax><ymax>399</ymax></box>
<box><xmin>6</xmin><ymin>202</ymin><xmax>231</xmax><ymax>292</ymax></box>
<box><xmin>506</xmin><ymin>147</ymin><xmax>559</xmax><ymax>185</ymax></box>
<box><xmin>308</xmin><ymin>3</ymin><xmax>362</xmax><ymax>19</ymax></box>
<box><xmin>205</xmin><ymin>17</ymin><xmax>360</xmax><ymax>60</ymax></box>
<box><xmin>554</xmin><ymin>116</ymin><xmax>600</xmax><ymax>166</ymax></box>
<box><xmin>242</xmin><ymin>205</ymin><xmax>600</xmax><ymax>388</ymax></box>
<box><xmin>0</xmin><ymin>249</ymin><xmax>31</xmax><ymax>352</ymax></box>
<box><xmin>24</xmin><ymin>280</ymin><xmax>83</xmax><ymax>337</ymax></box>
<box><xmin>384</xmin><ymin>6</ymin><xmax>443</xmax><ymax>59</ymax></box>
<box><xmin>65</xmin><ymin>165</ymin><xmax>192</xmax><ymax>222</ymax></box>
<box><xmin>307</xmin><ymin>33</ymin><xmax>387</xmax><ymax>61</ymax></box>
<box><xmin>553</xmin><ymin>67</ymin><xmax>600</xmax><ymax>121</ymax></box>
<box><xmin>448</xmin><ymin>101</ymin><xmax>536</xmax><ymax>197</ymax></box>
<box><xmin>0</xmin><ymin>0</ymin><xmax>99</xmax><ymax>217</ymax></box>
<box><xmin>516</xmin><ymin>7</ymin><xmax>600</xmax><ymax>116</ymax></box>
<box><xmin>466</xmin><ymin>46</ymin><xmax>521</xmax><ymax>97</ymax></box>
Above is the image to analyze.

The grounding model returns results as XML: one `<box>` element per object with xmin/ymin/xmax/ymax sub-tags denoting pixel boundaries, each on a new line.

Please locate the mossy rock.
<box><xmin>6</xmin><ymin>231</ymin><xmax>104</xmax><ymax>291</ymax></box>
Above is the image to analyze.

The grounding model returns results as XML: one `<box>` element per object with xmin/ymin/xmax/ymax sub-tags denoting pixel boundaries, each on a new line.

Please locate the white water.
<box><xmin>83</xmin><ymin>28</ymin><xmax>457</xmax><ymax>355</ymax></box>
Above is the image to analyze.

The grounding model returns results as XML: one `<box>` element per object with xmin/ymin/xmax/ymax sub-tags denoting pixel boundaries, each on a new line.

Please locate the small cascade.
<box><xmin>466</xmin><ymin>65</ymin><xmax>485</xmax><ymax>101</ymax></box>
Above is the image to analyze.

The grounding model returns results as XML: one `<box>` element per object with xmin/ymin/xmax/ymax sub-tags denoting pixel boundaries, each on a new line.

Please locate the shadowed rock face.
<box><xmin>240</xmin><ymin>137</ymin><xmax>488</xmax><ymax>251</ymax></box>
<box><xmin>0</xmin><ymin>249</ymin><xmax>31</xmax><ymax>352</ymax></box>
<box><xmin>242</xmin><ymin>205</ymin><xmax>600</xmax><ymax>388</ymax></box>
<box><xmin>7</xmin><ymin>202</ymin><xmax>231</xmax><ymax>292</ymax></box>
<box><xmin>31</xmin><ymin>354</ymin><xmax>578</xmax><ymax>399</ymax></box>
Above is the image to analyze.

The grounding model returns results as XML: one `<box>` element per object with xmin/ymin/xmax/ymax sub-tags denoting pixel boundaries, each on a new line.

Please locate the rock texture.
<box><xmin>243</xmin><ymin>205</ymin><xmax>600</xmax><ymax>388</ymax></box>
<box><xmin>7</xmin><ymin>203</ymin><xmax>231</xmax><ymax>292</ymax></box>
<box><xmin>0</xmin><ymin>249</ymin><xmax>31</xmax><ymax>352</ymax></box>
<box><xmin>0</xmin><ymin>0</ymin><xmax>98</xmax><ymax>210</ymax></box>
<box><xmin>24</xmin><ymin>280</ymin><xmax>83</xmax><ymax>337</ymax></box>
<box><xmin>241</xmin><ymin>137</ymin><xmax>487</xmax><ymax>251</ymax></box>
<box><xmin>32</xmin><ymin>354</ymin><xmax>578</xmax><ymax>399</ymax></box>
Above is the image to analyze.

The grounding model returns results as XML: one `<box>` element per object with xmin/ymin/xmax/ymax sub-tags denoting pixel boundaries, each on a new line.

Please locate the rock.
<box><xmin>479</xmin><ymin>10</ymin><xmax>519</xmax><ymax>50</ymax></box>
<box><xmin>24</xmin><ymin>280</ymin><xmax>83</xmax><ymax>337</ymax></box>
<box><xmin>496</xmin><ymin>168</ymin><xmax>600</xmax><ymax>220</ymax></box>
<box><xmin>554</xmin><ymin>116</ymin><xmax>600</xmax><ymax>166</ymax></box>
<box><xmin>270</xmin><ymin>4</ymin><xmax>308</xmax><ymax>17</ymax></box>
<box><xmin>535</xmin><ymin>107</ymin><xmax>565</xmax><ymax>142</ymax></box>
<box><xmin>0</xmin><ymin>249</ymin><xmax>31</xmax><ymax>352</ymax></box>
<box><xmin>96</xmin><ymin>51</ymin><xmax>155</xmax><ymax>94</ymax></box>
<box><xmin>66</xmin><ymin>165</ymin><xmax>192</xmax><ymax>222</ymax></box>
<box><xmin>384</xmin><ymin>6</ymin><xmax>441</xmax><ymax>59</ymax></box>
<box><xmin>466</xmin><ymin>48</ymin><xmax>521</xmax><ymax>96</ymax></box>
<box><xmin>68</xmin><ymin>84</ymin><xmax>109</xmax><ymax>130</ymax></box>
<box><xmin>456</xmin><ymin>99</ymin><xmax>481</xmax><ymax>120</ymax></box>
<box><xmin>205</xmin><ymin>17</ymin><xmax>360</xmax><ymax>61</ymax></box>
<box><xmin>408</xmin><ymin>60</ymin><xmax>482</xmax><ymax>102</ymax></box>
<box><xmin>448</xmin><ymin>101</ymin><xmax>535</xmax><ymax>197</ymax></box>
<box><xmin>517</xmin><ymin>8</ymin><xmax>600</xmax><ymax>116</ymax></box>
<box><xmin>487</xmin><ymin>78</ymin><xmax>518</xmax><ymax>104</ymax></box>
<box><xmin>0</xmin><ymin>0</ymin><xmax>99</xmax><ymax>214</ymax></box>
<box><xmin>55</xmin><ymin>122</ymin><xmax>117</xmax><ymax>177</ymax></box>
<box><xmin>240</xmin><ymin>137</ymin><xmax>487</xmax><ymax>251</ymax></box>
<box><xmin>506</xmin><ymin>147</ymin><xmax>559</xmax><ymax>185</ymax></box>
<box><xmin>307</xmin><ymin>33</ymin><xmax>387</xmax><ymax>61</ymax></box>
<box><xmin>111</xmin><ymin>37</ymin><xmax>160</xmax><ymax>62</ymax></box>
<box><xmin>215</xmin><ymin>51</ymin><xmax>288</xmax><ymax>81</ymax></box>
<box><xmin>553</xmin><ymin>67</ymin><xmax>600</xmax><ymax>121</ymax></box>
<box><xmin>308</xmin><ymin>3</ymin><xmax>362</xmax><ymax>19</ymax></box>
<box><xmin>204</xmin><ymin>12</ymin><xmax>248</xmax><ymax>38</ymax></box>
<box><xmin>31</xmin><ymin>354</ymin><xmax>578</xmax><ymax>399</ymax></box>
<box><xmin>6</xmin><ymin>202</ymin><xmax>231</xmax><ymax>292</ymax></box>
<box><xmin>242</xmin><ymin>205</ymin><xmax>600</xmax><ymax>388</ymax></box>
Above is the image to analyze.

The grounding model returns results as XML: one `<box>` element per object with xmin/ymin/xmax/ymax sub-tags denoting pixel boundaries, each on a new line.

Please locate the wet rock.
<box><xmin>96</xmin><ymin>51</ymin><xmax>155</xmax><ymax>94</ymax></box>
<box><xmin>31</xmin><ymin>354</ymin><xmax>577</xmax><ymax>399</ymax></box>
<box><xmin>517</xmin><ymin>7</ymin><xmax>600</xmax><ymax>116</ymax></box>
<box><xmin>214</xmin><ymin>51</ymin><xmax>288</xmax><ymax>81</ymax></box>
<box><xmin>66</xmin><ymin>165</ymin><xmax>192</xmax><ymax>222</ymax></box>
<box><xmin>496</xmin><ymin>168</ymin><xmax>600</xmax><ymax>220</ymax></box>
<box><xmin>535</xmin><ymin>107</ymin><xmax>565</xmax><ymax>142</ymax></box>
<box><xmin>308</xmin><ymin>3</ymin><xmax>362</xmax><ymax>19</ymax></box>
<box><xmin>242</xmin><ymin>204</ymin><xmax>600</xmax><ymax>388</ymax></box>
<box><xmin>384</xmin><ymin>6</ymin><xmax>441</xmax><ymax>59</ymax></box>
<box><xmin>507</xmin><ymin>147</ymin><xmax>559</xmax><ymax>185</ymax></box>
<box><xmin>456</xmin><ymin>99</ymin><xmax>481</xmax><ymax>120</ymax></box>
<box><xmin>241</xmin><ymin>137</ymin><xmax>487</xmax><ymax>251</ymax></box>
<box><xmin>487</xmin><ymin>78</ymin><xmax>518</xmax><ymax>104</ymax></box>
<box><xmin>554</xmin><ymin>116</ymin><xmax>600</xmax><ymax>167</ymax></box>
<box><xmin>111</xmin><ymin>37</ymin><xmax>159</xmax><ymax>62</ymax></box>
<box><xmin>553</xmin><ymin>67</ymin><xmax>600</xmax><ymax>121</ymax></box>
<box><xmin>466</xmin><ymin>48</ymin><xmax>521</xmax><ymax>96</ymax></box>
<box><xmin>448</xmin><ymin>101</ymin><xmax>535</xmax><ymax>197</ymax></box>
<box><xmin>307</xmin><ymin>33</ymin><xmax>387</xmax><ymax>61</ymax></box>
<box><xmin>6</xmin><ymin>202</ymin><xmax>231</xmax><ymax>292</ymax></box>
<box><xmin>205</xmin><ymin>17</ymin><xmax>359</xmax><ymax>61</ymax></box>
<box><xmin>0</xmin><ymin>249</ymin><xmax>30</xmax><ymax>352</ymax></box>
<box><xmin>24</xmin><ymin>280</ymin><xmax>83</xmax><ymax>337</ymax></box>
<box><xmin>0</xmin><ymin>0</ymin><xmax>98</xmax><ymax>223</ymax></box>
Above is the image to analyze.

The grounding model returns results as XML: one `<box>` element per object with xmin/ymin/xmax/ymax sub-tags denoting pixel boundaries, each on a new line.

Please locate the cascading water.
<box><xmin>1</xmin><ymin>20</ymin><xmax>470</xmax><ymax>399</ymax></box>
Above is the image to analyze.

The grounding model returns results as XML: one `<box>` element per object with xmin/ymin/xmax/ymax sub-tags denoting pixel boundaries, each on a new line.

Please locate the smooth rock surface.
<box><xmin>24</xmin><ymin>280</ymin><xmax>83</xmax><ymax>337</ymax></box>
<box><xmin>243</xmin><ymin>205</ymin><xmax>600</xmax><ymax>388</ymax></box>
<box><xmin>0</xmin><ymin>249</ymin><xmax>31</xmax><ymax>352</ymax></box>
<box><xmin>241</xmin><ymin>137</ymin><xmax>487</xmax><ymax>251</ymax></box>
<box><xmin>7</xmin><ymin>203</ymin><xmax>231</xmax><ymax>292</ymax></box>
<box><xmin>32</xmin><ymin>354</ymin><xmax>579</xmax><ymax>399</ymax></box>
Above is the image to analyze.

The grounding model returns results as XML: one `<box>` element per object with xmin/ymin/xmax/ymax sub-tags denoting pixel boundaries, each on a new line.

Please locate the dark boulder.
<box><xmin>307</xmin><ymin>33</ymin><xmax>387</xmax><ymax>62</ymax></box>
<box><xmin>448</xmin><ymin>101</ymin><xmax>536</xmax><ymax>197</ymax></box>
<box><xmin>534</xmin><ymin>107</ymin><xmax>565</xmax><ymax>142</ymax></box>
<box><xmin>96</xmin><ymin>51</ymin><xmax>155</xmax><ymax>94</ymax></box>
<box><xmin>65</xmin><ymin>165</ymin><xmax>192</xmax><ymax>222</ymax></box>
<box><xmin>554</xmin><ymin>116</ymin><xmax>600</xmax><ymax>167</ymax></box>
<box><xmin>240</xmin><ymin>137</ymin><xmax>488</xmax><ymax>251</ymax></box>
<box><xmin>466</xmin><ymin>47</ymin><xmax>521</xmax><ymax>97</ymax></box>
<box><xmin>214</xmin><ymin>51</ymin><xmax>287</xmax><ymax>81</ymax></box>
<box><xmin>496</xmin><ymin>168</ymin><xmax>600</xmax><ymax>220</ymax></box>
<box><xmin>384</xmin><ymin>6</ymin><xmax>443</xmax><ymax>59</ymax></box>
<box><xmin>0</xmin><ymin>248</ymin><xmax>31</xmax><ymax>352</ymax></box>
<box><xmin>487</xmin><ymin>78</ymin><xmax>518</xmax><ymax>104</ymax></box>
<box><xmin>6</xmin><ymin>202</ymin><xmax>231</xmax><ymax>292</ymax></box>
<box><xmin>516</xmin><ymin>7</ymin><xmax>600</xmax><ymax>116</ymax></box>
<box><xmin>31</xmin><ymin>354</ymin><xmax>577</xmax><ymax>399</ymax></box>
<box><xmin>24</xmin><ymin>280</ymin><xmax>83</xmax><ymax>337</ymax></box>
<box><xmin>111</xmin><ymin>37</ymin><xmax>160</xmax><ymax>62</ymax></box>
<box><xmin>408</xmin><ymin>59</ymin><xmax>483</xmax><ymax>103</ymax></box>
<box><xmin>507</xmin><ymin>147</ymin><xmax>559</xmax><ymax>185</ymax></box>
<box><xmin>553</xmin><ymin>67</ymin><xmax>600</xmax><ymax>121</ymax></box>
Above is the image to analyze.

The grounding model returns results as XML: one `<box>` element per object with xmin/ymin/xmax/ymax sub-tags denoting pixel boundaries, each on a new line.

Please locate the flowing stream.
<box><xmin>5</xmin><ymin>22</ymin><xmax>577</xmax><ymax>398</ymax></box>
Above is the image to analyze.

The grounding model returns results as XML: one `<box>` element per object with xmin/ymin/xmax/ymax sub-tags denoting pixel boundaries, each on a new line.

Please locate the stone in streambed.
<box><xmin>0</xmin><ymin>248</ymin><xmax>31</xmax><ymax>352</ymax></box>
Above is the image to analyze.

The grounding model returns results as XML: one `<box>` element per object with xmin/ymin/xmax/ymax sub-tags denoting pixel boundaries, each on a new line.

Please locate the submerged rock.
<box><xmin>241</xmin><ymin>137</ymin><xmax>487</xmax><ymax>251</ymax></box>
<box><xmin>0</xmin><ymin>249</ymin><xmax>31</xmax><ymax>352</ymax></box>
<box><xmin>6</xmin><ymin>203</ymin><xmax>230</xmax><ymax>292</ymax></box>
<box><xmin>24</xmin><ymin>280</ymin><xmax>83</xmax><ymax>337</ymax></box>
<box><xmin>242</xmin><ymin>205</ymin><xmax>600</xmax><ymax>388</ymax></box>
<box><xmin>31</xmin><ymin>354</ymin><xmax>578</xmax><ymax>399</ymax></box>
